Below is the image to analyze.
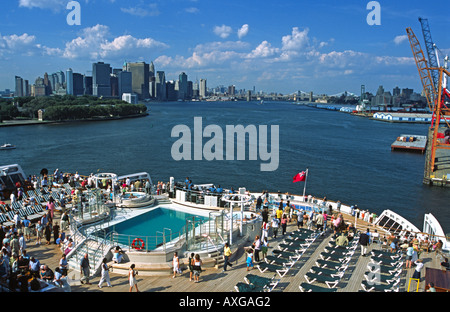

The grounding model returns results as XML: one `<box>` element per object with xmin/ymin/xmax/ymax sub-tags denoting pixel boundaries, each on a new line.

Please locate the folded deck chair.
<box><xmin>299</xmin><ymin>282</ymin><xmax>338</xmax><ymax>292</ymax></box>
<box><xmin>309</xmin><ymin>265</ymin><xmax>346</xmax><ymax>278</ymax></box>
<box><xmin>360</xmin><ymin>280</ymin><xmax>400</xmax><ymax>292</ymax></box>
<box><xmin>304</xmin><ymin>272</ymin><xmax>340</xmax><ymax>288</ymax></box>
<box><xmin>257</xmin><ymin>262</ymin><xmax>289</xmax><ymax>278</ymax></box>
<box><xmin>244</xmin><ymin>274</ymin><xmax>279</xmax><ymax>292</ymax></box>
<box><xmin>234</xmin><ymin>282</ymin><xmax>263</xmax><ymax>292</ymax></box>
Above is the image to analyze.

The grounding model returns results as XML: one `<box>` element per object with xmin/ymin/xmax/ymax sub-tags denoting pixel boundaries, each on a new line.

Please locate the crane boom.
<box><xmin>406</xmin><ymin>27</ymin><xmax>436</xmax><ymax>111</ymax></box>
<box><xmin>418</xmin><ymin>17</ymin><xmax>440</xmax><ymax>92</ymax></box>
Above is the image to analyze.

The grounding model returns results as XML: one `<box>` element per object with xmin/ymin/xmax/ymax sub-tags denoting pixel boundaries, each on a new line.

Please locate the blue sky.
<box><xmin>1</xmin><ymin>0</ymin><xmax>449</xmax><ymax>95</ymax></box>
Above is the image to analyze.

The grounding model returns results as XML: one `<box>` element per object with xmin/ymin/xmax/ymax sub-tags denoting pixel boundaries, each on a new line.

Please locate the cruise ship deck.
<box><xmin>29</xmin><ymin>212</ymin><xmax>449</xmax><ymax>294</ymax></box>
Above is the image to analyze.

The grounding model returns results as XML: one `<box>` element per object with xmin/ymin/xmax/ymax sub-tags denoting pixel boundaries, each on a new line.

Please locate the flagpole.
<box><xmin>302</xmin><ymin>168</ymin><xmax>309</xmax><ymax>200</ymax></box>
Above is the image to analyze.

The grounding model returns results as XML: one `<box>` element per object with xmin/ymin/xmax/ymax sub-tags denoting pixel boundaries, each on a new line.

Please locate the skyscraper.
<box><xmin>199</xmin><ymin>79</ymin><xmax>207</xmax><ymax>99</ymax></box>
<box><xmin>83</xmin><ymin>75</ymin><xmax>93</xmax><ymax>95</ymax></box>
<box><xmin>118</xmin><ymin>71</ymin><xmax>132</xmax><ymax>98</ymax></box>
<box><xmin>15</xmin><ymin>76</ymin><xmax>24</xmax><ymax>97</ymax></box>
<box><xmin>73</xmin><ymin>73</ymin><xmax>84</xmax><ymax>96</ymax></box>
<box><xmin>178</xmin><ymin>72</ymin><xmax>188</xmax><ymax>100</ymax></box>
<box><xmin>127</xmin><ymin>62</ymin><xmax>150</xmax><ymax>100</ymax></box>
<box><xmin>66</xmin><ymin>68</ymin><xmax>74</xmax><ymax>95</ymax></box>
<box><xmin>93</xmin><ymin>62</ymin><xmax>112</xmax><ymax>97</ymax></box>
<box><xmin>155</xmin><ymin>71</ymin><xmax>167</xmax><ymax>101</ymax></box>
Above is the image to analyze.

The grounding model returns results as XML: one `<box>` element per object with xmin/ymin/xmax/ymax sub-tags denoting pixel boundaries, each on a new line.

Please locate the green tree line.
<box><xmin>0</xmin><ymin>95</ymin><xmax>147</xmax><ymax>121</ymax></box>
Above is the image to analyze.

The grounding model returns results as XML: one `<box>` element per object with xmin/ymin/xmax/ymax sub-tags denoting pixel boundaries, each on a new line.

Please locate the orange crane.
<box><xmin>406</xmin><ymin>26</ymin><xmax>450</xmax><ymax>174</ymax></box>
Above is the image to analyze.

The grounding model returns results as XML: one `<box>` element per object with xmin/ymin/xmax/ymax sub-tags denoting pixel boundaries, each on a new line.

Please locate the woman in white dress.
<box><xmin>98</xmin><ymin>258</ymin><xmax>112</xmax><ymax>288</ymax></box>
<box><xmin>129</xmin><ymin>263</ymin><xmax>139</xmax><ymax>292</ymax></box>
<box><xmin>173</xmin><ymin>252</ymin><xmax>180</xmax><ymax>278</ymax></box>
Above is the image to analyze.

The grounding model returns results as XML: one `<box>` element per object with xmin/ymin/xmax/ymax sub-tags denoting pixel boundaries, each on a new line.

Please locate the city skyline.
<box><xmin>1</xmin><ymin>0</ymin><xmax>450</xmax><ymax>94</ymax></box>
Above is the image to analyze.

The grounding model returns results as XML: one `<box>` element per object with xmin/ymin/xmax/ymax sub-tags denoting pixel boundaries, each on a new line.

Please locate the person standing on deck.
<box><xmin>359</xmin><ymin>228</ymin><xmax>370</xmax><ymax>257</ymax></box>
<box><xmin>80</xmin><ymin>253</ymin><xmax>91</xmax><ymax>285</ymax></box>
<box><xmin>98</xmin><ymin>258</ymin><xmax>112</xmax><ymax>288</ymax></box>
<box><xmin>253</xmin><ymin>236</ymin><xmax>261</xmax><ymax>262</ymax></box>
<box><xmin>223</xmin><ymin>243</ymin><xmax>233</xmax><ymax>272</ymax></box>
<box><xmin>271</xmin><ymin>217</ymin><xmax>279</xmax><ymax>238</ymax></box>
<box><xmin>172</xmin><ymin>252</ymin><xmax>180</xmax><ymax>278</ymax></box>
<box><xmin>129</xmin><ymin>264</ymin><xmax>139</xmax><ymax>292</ymax></box>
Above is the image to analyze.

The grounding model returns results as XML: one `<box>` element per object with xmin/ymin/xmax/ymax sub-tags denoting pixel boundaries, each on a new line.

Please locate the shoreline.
<box><xmin>0</xmin><ymin>112</ymin><xmax>149</xmax><ymax>127</ymax></box>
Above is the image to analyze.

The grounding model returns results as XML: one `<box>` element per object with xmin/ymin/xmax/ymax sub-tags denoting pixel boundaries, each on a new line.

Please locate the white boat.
<box><xmin>0</xmin><ymin>144</ymin><xmax>16</xmax><ymax>150</ymax></box>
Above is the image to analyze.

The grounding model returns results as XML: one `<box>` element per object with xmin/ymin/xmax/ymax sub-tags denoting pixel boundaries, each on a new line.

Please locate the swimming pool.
<box><xmin>109</xmin><ymin>207</ymin><xmax>208</xmax><ymax>251</ymax></box>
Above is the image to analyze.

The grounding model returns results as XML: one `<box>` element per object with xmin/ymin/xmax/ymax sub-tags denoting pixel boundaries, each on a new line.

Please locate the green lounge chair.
<box><xmin>299</xmin><ymin>282</ymin><xmax>338</xmax><ymax>292</ymax></box>
<box><xmin>256</xmin><ymin>262</ymin><xmax>289</xmax><ymax>278</ymax></box>
<box><xmin>315</xmin><ymin>259</ymin><xmax>349</xmax><ymax>269</ymax></box>
<box><xmin>309</xmin><ymin>265</ymin><xmax>346</xmax><ymax>278</ymax></box>
<box><xmin>234</xmin><ymin>282</ymin><xmax>262</xmax><ymax>292</ymax></box>
<box><xmin>304</xmin><ymin>272</ymin><xmax>340</xmax><ymax>288</ymax></box>
<box><xmin>244</xmin><ymin>274</ymin><xmax>279</xmax><ymax>292</ymax></box>
<box><xmin>265</xmin><ymin>255</ymin><xmax>294</xmax><ymax>267</ymax></box>
<box><xmin>360</xmin><ymin>280</ymin><xmax>400</xmax><ymax>292</ymax></box>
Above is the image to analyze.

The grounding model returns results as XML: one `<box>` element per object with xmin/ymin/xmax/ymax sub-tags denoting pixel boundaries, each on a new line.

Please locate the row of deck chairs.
<box><xmin>360</xmin><ymin>249</ymin><xmax>404</xmax><ymax>292</ymax></box>
<box><xmin>234</xmin><ymin>228</ymin><xmax>323</xmax><ymax>292</ymax></box>
<box><xmin>0</xmin><ymin>186</ymin><xmax>70</xmax><ymax>226</ymax></box>
<box><xmin>298</xmin><ymin>233</ymin><xmax>360</xmax><ymax>292</ymax></box>
<box><xmin>256</xmin><ymin>228</ymin><xmax>322</xmax><ymax>279</ymax></box>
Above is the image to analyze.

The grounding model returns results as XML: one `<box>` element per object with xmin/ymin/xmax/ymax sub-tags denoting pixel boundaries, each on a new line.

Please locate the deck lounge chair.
<box><xmin>265</xmin><ymin>255</ymin><xmax>295</xmax><ymax>267</ymax></box>
<box><xmin>360</xmin><ymin>280</ymin><xmax>400</xmax><ymax>292</ymax></box>
<box><xmin>234</xmin><ymin>282</ymin><xmax>262</xmax><ymax>292</ymax></box>
<box><xmin>309</xmin><ymin>265</ymin><xmax>346</xmax><ymax>278</ymax></box>
<box><xmin>366</xmin><ymin>262</ymin><xmax>402</xmax><ymax>275</ymax></box>
<box><xmin>278</xmin><ymin>243</ymin><xmax>308</xmax><ymax>253</ymax></box>
<box><xmin>315</xmin><ymin>259</ymin><xmax>349</xmax><ymax>270</ymax></box>
<box><xmin>371</xmin><ymin>250</ymin><xmax>402</xmax><ymax>260</ymax></box>
<box><xmin>244</xmin><ymin>274</ymin><xmax>279</xmax><ymax>292</ymax></box>
<box><xmin>319</xmin><ymin>251</ymin><xmax>352</xmax><ymax>262</ymax></box>
<box><xmin>299</xmin><ymin>282</ymin><xmax>338</xmax><ymax>292</ymax></box>
<box><xmin>370</xmin><ymin>257</ymin><xmax>403</xmax><ymax>267</ymax></box>
<box><xmin>363</xmin><ymin>272</ymin><xmax>401</xmax><ymax>285</ymax></box>
<box><xmin>256</xmin><ymin>262</ymin><xmax>289</xmax><ymax>278</ymax></box>
<box><xmin>304</xmin><ymin>272</ymin><xmax>340</xmax><ymax>288</ymax></box>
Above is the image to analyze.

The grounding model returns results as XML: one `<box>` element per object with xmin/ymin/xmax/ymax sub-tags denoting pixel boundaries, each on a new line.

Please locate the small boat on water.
<box><xmin>0</xmin><ymin>144</ymin><xmax>16</xmax><ymax>150</ymax></box>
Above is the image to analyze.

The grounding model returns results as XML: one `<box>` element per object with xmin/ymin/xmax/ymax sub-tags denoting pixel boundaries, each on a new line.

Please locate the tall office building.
<box><xmin>24</xmin><ymin>80</ymin><xmax>29</xmax><ymax>97</ymax></box>
<box><xmin>66</xmin><ymin>68</ymin><xmax>74</xmax><ymax>95</ymax></box>
<box><xmin>155</xmin><ymin>71</ymin><xmax>167</xmax><ymax>101</ymax></box>
<box><xmin>15</xmin><ymin>76</ymin><xmax>24</xmax><ymax>97</ymax></box>
<box><xmin>73</xmin><ymin>73</ymin><xmax>84</xmax><ymax>96</ymax></box>
<box><xmin>178</xmin><ymin>72</ymin><xmax>188</xmax><ymax>100</ymax></box>
<box><xmin>126</xmin><ymin>62</ymin><xmax>150</xmax><ymax>100</ymax></box>
<box><xmin>34</xmin><ymin>77</ymin><xmax>46</xmax><ymax>97</ymax></box>
<box><xmin>118</xmin><ymin>71</ymin><xmax>132</xmax><ymax>98</ymax></box>
<box><xmin>149</xmin><ymin>61</ymin><xmax>156</xmax><ymax>98</ymax></box>
<box><xmin>83</xmin><ymin>75</ymin><xmax>93</xmax><ymax>95</ymax></box>
<box><xmin>199</xmin><ymin>79</ymin><xmax>207</xmax><ymax>98</ymax></box>
<box><xmin>93</xmin><ymin>62</ymin><xmax>112</xmax><ymax>97</ymax></box>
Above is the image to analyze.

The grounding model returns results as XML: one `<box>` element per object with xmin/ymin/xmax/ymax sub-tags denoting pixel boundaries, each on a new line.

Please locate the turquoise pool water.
<box><xmin>110</xmin><ymin>207</ymin><xmax>207</xmax><ymax>250</ymax></box>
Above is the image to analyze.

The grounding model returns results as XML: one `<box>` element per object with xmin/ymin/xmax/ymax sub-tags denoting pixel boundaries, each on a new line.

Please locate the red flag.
<box><xmin>293</xmin><ymin>171</ymin><xmax>306</xmax><ymax>183</ymax></box>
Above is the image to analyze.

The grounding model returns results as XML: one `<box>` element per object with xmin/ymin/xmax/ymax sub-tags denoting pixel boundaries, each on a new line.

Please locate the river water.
<box><xmin>0</xmin><ymin>101</ymin><xmax>448</xmax><ymax>233</ymax></box>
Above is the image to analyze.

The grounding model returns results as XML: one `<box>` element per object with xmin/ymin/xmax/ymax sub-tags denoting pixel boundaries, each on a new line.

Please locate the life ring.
<box><xmin>132</xmin><ymin>238</ymin><xmax>145</xmax><ymax>250</ymax></box>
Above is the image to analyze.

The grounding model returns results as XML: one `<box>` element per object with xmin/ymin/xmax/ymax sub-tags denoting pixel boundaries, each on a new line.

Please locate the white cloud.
<box><xmin>237</xmin><ymin>24</ymin><xmax>249</xmax><ymax>39</ymax></box>
<box><xmin>62</xmin><ymin>24</ymin><xmax>168</xmax><ymax>60</ymax></box>
<box><xmin>246</xmin><ymin>41</ymin><xmax>279</xmax><ymax>59</ymax></box>
<box><xmin>185</xmin><ymin>7</ymin><xmax>199</xmax><ymax>14</ymax></box>
<box><xmin>281</xmin><ymin>27</ymin><xmax>310</xmax><ymax>51</ymax></box>
<box><xmin>121</xmin><ymin>4</ymin><xmax>160</xmax><ymax>17</ymax></box>
<box><xmin>213</xmin><ymin>25</ymin><xmax>233</xmax><ymax>39</ymax></box>
<box><xmin>18</xmin><ymin>0</ymin><xmax>66</xmax><ymax>10</ymax></box>
<box><xmin>393</xmin><ymin>35</ymin><xmax>408</xmax><ymax>45</ymax></box>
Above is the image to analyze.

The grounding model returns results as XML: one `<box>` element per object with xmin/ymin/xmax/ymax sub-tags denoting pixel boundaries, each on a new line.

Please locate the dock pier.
<box><xmin>423</xmin><ymin>127</ymin><xmax>450</xmax><ymax>187</ymax></box>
